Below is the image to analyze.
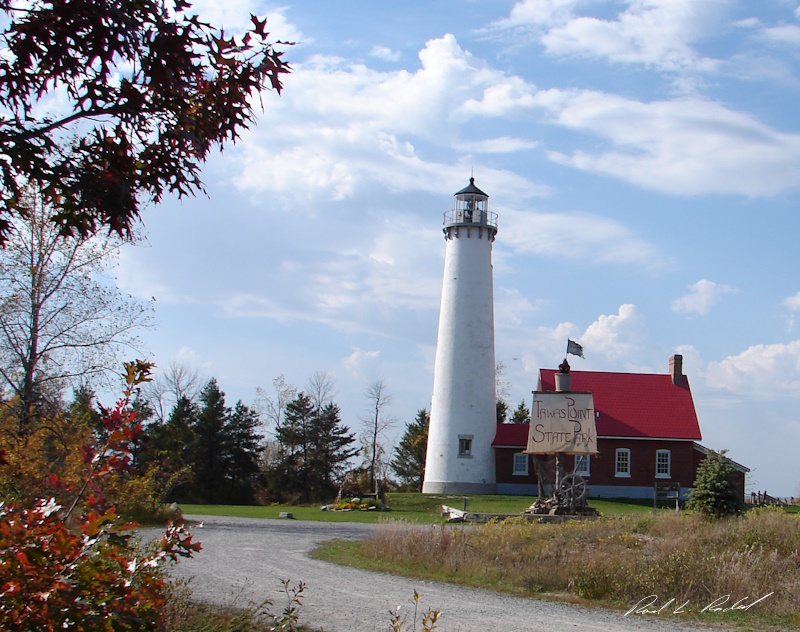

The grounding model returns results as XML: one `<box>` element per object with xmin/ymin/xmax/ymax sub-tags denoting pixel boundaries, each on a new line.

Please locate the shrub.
<box><xmin>0</xmin><ymin>361</ymin><xmax>201</xmax><ymax>631</ymax></box>
<box><xmin>687</xmin><ymin>449</ymin><xmax>744</xmax><ymax>518</ymax></box>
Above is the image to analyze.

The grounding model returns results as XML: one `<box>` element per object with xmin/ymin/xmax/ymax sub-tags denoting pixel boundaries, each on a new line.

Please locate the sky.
<box><xmin>112</xmin><ymin>0</ymin><xmax>800</xmax><ymax>497</ymax></box>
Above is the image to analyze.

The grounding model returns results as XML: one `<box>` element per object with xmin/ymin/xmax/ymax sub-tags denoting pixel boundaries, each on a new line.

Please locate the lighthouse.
<box><xmin>423</xmin><ymin>178</ymin><xmax>498</xmax><ymax>494</ymax></box>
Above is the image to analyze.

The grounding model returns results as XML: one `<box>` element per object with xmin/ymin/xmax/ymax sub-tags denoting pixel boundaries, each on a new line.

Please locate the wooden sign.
<box><xmin>525</xmin><ymin>392</ymin><xmax>597</xmax><ymax>455</ymax></box>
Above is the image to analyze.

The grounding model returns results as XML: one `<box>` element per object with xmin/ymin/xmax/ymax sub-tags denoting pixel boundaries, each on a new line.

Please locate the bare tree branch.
<box><xmin>0</xmin><ymin>186</ymin><xmax>153</xmax><ymax>429</ymax></box>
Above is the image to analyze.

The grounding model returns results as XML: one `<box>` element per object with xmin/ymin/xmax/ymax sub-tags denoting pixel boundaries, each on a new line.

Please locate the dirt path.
<box><xmin>164</xmin><ymin>515</ymin><xmax>726</xmax><ymax>632</ymax></box>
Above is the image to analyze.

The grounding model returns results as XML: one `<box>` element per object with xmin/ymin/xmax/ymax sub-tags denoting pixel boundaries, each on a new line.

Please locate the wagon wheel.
<box><xmin>558</xmin><ymin>473</ymin><xmax>588</xmax><ymax>506</ymax></box>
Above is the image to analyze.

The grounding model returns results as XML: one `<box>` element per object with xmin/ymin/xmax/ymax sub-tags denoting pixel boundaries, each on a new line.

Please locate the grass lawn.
<box><xmin>180</xmin><ymin>492</ymin><xmax>680</xmax><ymax>523</ymax></box>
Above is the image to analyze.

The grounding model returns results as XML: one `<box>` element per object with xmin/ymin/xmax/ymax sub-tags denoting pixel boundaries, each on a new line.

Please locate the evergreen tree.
<box><xmin>142</xmin><ymin>396</ymin><xmax>199</xmax><ymax>476</ymax></box>
<box><xmin>269</xmin><ymin>393</ymin><xmax>357</xmax><ymax>503</ymax></box>
<box><xmin>224</xmin><ymin>401</ymin><xmax>264</xmax><ymax>502</ymax></box>
<box><xmin>67</xmin><ymin>386</ymin><xmax>102</xmax><ymax>431</ymax></box>
<box><xmin>687</xmin><ymin>449</ymin><xmax>744</xmax><ymax>518</ymax></box>
<box><xmin>391</xmin><ymin>409</ymin><xmax>429</xmax><ymax>491</ymax></box>
<box><xmin>307</xmin><ymin>403</ymin><xmax>358</xmax><ymax>500</ymax></box>
<box><xmin>189</xmin><ymin>379</ymin><xmax>230</xmax><ymax>503</ymax></box>
<box><xmin>271</xmin><ymin>393</ymin><xmax>315</xmax><ymax>502</ymax></box>
<box><xmin>511</xmin><ymin>400</ymin><xmax>531</xmax><ymax>424</ymax></box>
<box><xmin>496</xmin><ymin>400</ymin><xmax>509</xmax><ymax>424</ymax></box>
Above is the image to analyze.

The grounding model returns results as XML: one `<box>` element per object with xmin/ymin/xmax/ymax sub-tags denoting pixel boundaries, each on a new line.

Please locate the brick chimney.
<box><xmin>669</xmin><ymin>354</ymin><xmax>684</xmax><ymax>385</ymax></box>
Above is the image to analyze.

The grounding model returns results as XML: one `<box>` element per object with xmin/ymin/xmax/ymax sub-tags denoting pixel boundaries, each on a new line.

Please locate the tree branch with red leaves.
<box><xmin>0</xmin><ymin>0</ymin><xmax>291</xmax><ymax>245</ymax></box>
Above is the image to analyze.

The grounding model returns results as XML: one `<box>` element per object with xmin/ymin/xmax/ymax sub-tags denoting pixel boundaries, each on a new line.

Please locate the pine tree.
<box><xmin>511</xmin><ymin>400</ymin><xmax>531</xmax><ymax>424</ymax></box>
<box><xmin>307</xmin><ymin>403</ymin><xmax>358</xmax><ymax>500</ymax></box>
<box><xmin>687</xmin><ymin>449</ymin><xmax>744</xmax><ymax>518</ymax></box>
<box><xmin>496</xmin><ymin>400</ymin><xmax>509</xmax><ymax>424</ymax></box>
<box><xmin>224</xmin><ymin>401</ymin><xmax>264</xmax><ymax>503</ymax></box>
<box><xmin>189</xmin><ymin>379</ymin><xmax>229</xmax><ymax>503</ymax></box>
<box><xmin>391</xmin><ymin>409</ymin><xmax>429</xmax><ymax>491</ymax></box>
<box><xmin>143</xmin><ymin>396</ymin><xmax>199</xmax><ymax>473</ymax></box>
<box><xmin>270</xmin><ymin>393</ymin><xmax>357</xmax><ymax>503</ymax></box>
<box><xmin>272</xmin><ymin>393</ymin><xmax>315</xmax><ymax>502</ymax></box>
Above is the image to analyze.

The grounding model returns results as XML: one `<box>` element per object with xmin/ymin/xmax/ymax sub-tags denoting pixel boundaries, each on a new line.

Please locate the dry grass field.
<box><xmin>333</xmin><ymin>507</ymin><xmax>800</xmax><ymax>629</ymax></box>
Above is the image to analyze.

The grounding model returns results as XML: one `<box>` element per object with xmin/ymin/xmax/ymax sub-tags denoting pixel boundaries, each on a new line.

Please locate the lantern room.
<box><xmin>444</xmin><ymin>177</ymin><xmax>497</xmax><ymax>231</ymax></box>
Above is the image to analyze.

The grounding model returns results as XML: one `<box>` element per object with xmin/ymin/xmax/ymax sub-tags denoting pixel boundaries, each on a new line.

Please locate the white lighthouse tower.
<box><xmin>423</xmin><ymin>178</ymin><xmax>498</xmax><ymax>494</ymax></box>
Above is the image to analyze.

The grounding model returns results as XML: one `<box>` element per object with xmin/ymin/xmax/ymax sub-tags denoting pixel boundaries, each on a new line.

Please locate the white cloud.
<box><xmin>545</xmin><ymin>0</ymin><xmax>720</xmax><ymax>72</ymax></box>
<box><xmin>174</xmin><ymin>346</ymin><xmax>213</xmax><ymax>372</ymax></box>
<box><xmin>369</xmin><ymin>46</ymin><xmax>401</xmax><ymax>62</ymax></box>
<box><xmin>672</xmin><ymin>279</ymin><xmax>738</xmax><ymax>316</ymax></box>
<box><xmin>495</xmin><ymin>287</ymin><xmax>539</xmax><ymax>328</ymax></box>
<box><xmin>493</xmin><ymin>0</ymin><xmax>723</xmax><ymax>73</ymax></box>
<box><xmin>217</xmin><ymin>219</ymin><xmax>444</xmax><ymax>337</ymax></box>
<box><xmin>461</xmin><ymin>137</ymin><xmax>539</xmax><ymax>154</ymax></box>
<box><xmin>116</xmin><ymin>246</ymin><xmax>193</xmax><ymax>304</ymax></box>
<box><xmin>500</xmin><ymin>207</ymin><xmax>663</xmax><ymax>266</ymax></box>
<box><xmin>341</xmin><ymin>348</ymin><xmax>380</xmax><ymax>378</ymax></box>
<box><xmin>496</xmin><ymin>319</ymin><xmax>580</xmax><ymax>378</ymax></box>
<box><xmin>497</xmin><ymin>305</ymin><xmax>649</xmax><ymax>379</ymax></box>
<box><xmin>233</xmin><ymin>35</ymin><xmax>549</xmax><ymax>202</ymax></box>
<box><xmin>783</xmin><ymin>291</ymin><xmax>800</xmax><ymax>311</ymax></box>
<box><xmin>491</xmin><ymin>0</ymin><xmax>582</xmax><ymax>30</ymax></box>
<box><xmin>220</xmin><ymin>293</ymin><xmax>300</xmax><ymax>321</ymax></box>
<box><xmin>733</xmin><ymin>17</ymin><xmax>760</xmax><ymax>29</ymax></box>
<box><xmin>454</xmin><ymin>78</ymin><xmax>539</xmax><ymax>119</ymax></box>
<box><xmin>758</xmin><ymin>24</ymin><xmax>800</xmax><ymax>46</ymax></box>
<box><xmin>581</xmin><ymin>304</ymin><xmax>647</xmax><ymax>363</ymax></box>
<box><xmin>189</xmin><ymin>2</ymin><xmax>304</xmax><ymax>41</ymax></box>
<box><xmin>674</xmin><ymin>344</ymin><xmax>703</xmax><ymax>381</ymax></box>
<box><xmin>705</xmin><ymin>340</ymin><xmax>800</xmax><ymax>395</ymax></box>
<box><xmin>536</xmin><ymin>89</ymin><xmax>800</xmax><ymax>197</ymax></box>
<box><xmin>232</xmin><ymin>30</ymin><xmax>800</xmax><ymax>203</ymax></box>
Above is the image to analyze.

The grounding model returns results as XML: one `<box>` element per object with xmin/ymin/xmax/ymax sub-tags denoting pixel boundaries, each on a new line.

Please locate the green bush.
<box><xmin>687</xmin><ymin>449</ymin><xmax>744</xmax><ymax>518</ymax></box>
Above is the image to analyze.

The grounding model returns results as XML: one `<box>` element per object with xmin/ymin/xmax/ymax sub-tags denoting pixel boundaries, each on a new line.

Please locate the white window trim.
<box><xmin>458</xmin><ymin>435</ymin><xmax>473</xmax><ymax>458</ymax></box>
<box><xmin>513</xmin><ymin>452</ymin><xmax>529</xmax><ymax>476</ymax></box>
<box><xmin>615</xmin><ymin>448</ymin><xmax>631</xmax><ymax>478</ymax></box>
<box><xmin>655</xmin><ymin>449</ymin><xmax>671</xmax><ymax>479</ymax></box>
<box><xmin>574</xmin><ymin>454</ymin><xmax>590</xmax><ymax>477</ymax></box>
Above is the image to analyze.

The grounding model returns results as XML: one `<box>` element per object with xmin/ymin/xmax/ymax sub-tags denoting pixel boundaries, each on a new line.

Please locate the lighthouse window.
<box><xmin>574</xmin><ymin>455</ymin><xmax>590</xmax><ymax>476</ymax></box>
<box><xmin>458</xmin><ymin>435</ymin><xmax>473</xmax><ymax>457</ymax></box>
<box><xmin>513</xmin><ymin>453</ymin><xmax>528</xmax><ymax>476</ymax></box>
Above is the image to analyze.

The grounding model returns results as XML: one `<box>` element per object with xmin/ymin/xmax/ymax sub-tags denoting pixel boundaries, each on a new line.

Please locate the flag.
<box><xmin>567</xmin><ymin>339</ymin><xmax>584</xmax><ymax>358</ymax></box>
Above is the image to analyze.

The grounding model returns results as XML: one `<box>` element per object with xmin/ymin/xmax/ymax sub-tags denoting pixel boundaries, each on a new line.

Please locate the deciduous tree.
<box><xmin>142</xmin><ymin>361</ymin><xmax>201</xmax><ymax>424</ymax></box>
<box><xmin>0</xmin><ymin>190</ymin><xmax>151</xmax><ymax>430</ymax></box>
<box><xmin>255</xmin><ymin>373</ymin><xmax>298</xmax><ymax>449</ymax></box>
<box><xmin>0</xmin><ymin>360</ymin><xmax>200</xmax><ymax>630</ymax></box>
<box><xmin>0</xmin><ymin>0</ymin><xmax>290</xmax><ymax>244</ymax></box>
<box><xmin>361</xmin><ymin>379</ymin><xmax>394</xmax><ymax>495</ymax></box>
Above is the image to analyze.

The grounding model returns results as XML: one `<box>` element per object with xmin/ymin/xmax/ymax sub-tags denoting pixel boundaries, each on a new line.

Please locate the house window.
<box><xmin>458</xmin><ymin>435</ymin><xmax>473</xmax><ymax>458</ymax></box>
<box><xmin>513</xmin><ymin>453</ymin><xmax>529</xmax><ymax>476</ymax></box>
<box><xmin>574</xmin><ymin>455</ymin><xmax>590</xmax><ymax>476</ymax></box>
<box><xmin>656</xmin><ymin>449</ymin><xmax>671</xmax><ymax>478</ymax></box>
<box><xmin>615</xmin><ymin>448</ymin><xmax>631</xmax><ymax>477</ymax></box>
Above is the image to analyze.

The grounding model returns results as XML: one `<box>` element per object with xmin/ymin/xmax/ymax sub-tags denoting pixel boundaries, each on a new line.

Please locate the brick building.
<box><xmin>493</xmin><ymin>355</ymin><xmax>748</xmax><ymax>500</ymax></box>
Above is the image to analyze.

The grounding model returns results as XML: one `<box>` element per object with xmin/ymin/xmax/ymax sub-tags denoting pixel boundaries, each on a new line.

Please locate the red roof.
<box><xmin>493</xmin><ymin>367</ymin><xmax>702</xmax><ymax>446</ymax></box>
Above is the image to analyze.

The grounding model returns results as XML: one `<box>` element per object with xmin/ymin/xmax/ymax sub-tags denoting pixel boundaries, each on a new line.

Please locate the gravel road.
<box><xmin>163</xmin><ymin>515</ymin><xmax>728</xmax><ymax>632</ymax></box>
